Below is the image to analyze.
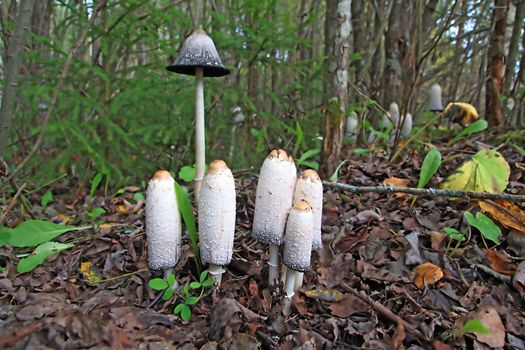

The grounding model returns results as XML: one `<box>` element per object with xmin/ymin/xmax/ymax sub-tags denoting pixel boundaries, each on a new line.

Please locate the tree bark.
<box><xmin>321</xmin><ymin>0</ymin><xmax>350</xmax><ymax>177</ymax></box>
<box><xmin>382</xmin><ymin>0</ymin><xmax>405</xmax><ymax>105</ymax></box>
<box><xmin>0</xmin><ymin>0</ymin><xmax>34</xmax><ymax>159</ymax></box>
<box><xmin>485</xmin><ymin>0</ymin><xmax>509</xmax><ymax>127</ymax></box>
<box><xmin>504</xmin><ymin>0</ymin><xmax>525</xmax><ymax>94</ymax></box>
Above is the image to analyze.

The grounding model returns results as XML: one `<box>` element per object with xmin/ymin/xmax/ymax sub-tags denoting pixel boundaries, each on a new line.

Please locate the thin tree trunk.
<box><xmin>451</xmin><ymin>0</ymin><xmax>468</xmax><ymax>100</ymax></box>
<box><xmin>0</xmin><ymin>0</ymin><xmax>34</xmax><ymax>159</ymax></box>
<box><xmin>504</xmin><ymin>0</ymin><xmax>525</xmax><ymax>94</ymax></box>
<box><xmin>485</xmin><ymin>0</ymin><xmax>509</xmax><ymax>127</ymax></box>
<box><xmin>382</xmin><ymin>0</ymin><xmax>405</xmax><ymax>104</ymax></box>
<box><xmin>321</xmin><ymin>0</ymin><xmax>350</xmax><ymax>177</ymax></box>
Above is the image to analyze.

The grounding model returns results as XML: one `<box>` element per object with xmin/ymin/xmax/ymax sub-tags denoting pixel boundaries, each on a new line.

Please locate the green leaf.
<box><xmin>464</xmin><ymin>212</ymin><xmax>501</xmax><ymax>244</ymax></box>
<box><xmin>185</xmin><ymin>296</ymin><xmax>199</xmax><ymax>305</ymax></box>
<box><xmin>293</xmin><ymin>121</ymin><xmax>304</xmax><ymax>157</ymax></box>
<box><xmin>178</xmin><ymin>165</ymin><xmax>196</xmax><ymax>182</ymax></box>
<box><xmin>450</xmin><ymin>120</ymin><xmax>488</xmax><ymax>144</ymax></box>
<box><xmin>352</xmin><ymin>148</ymin><xmax>371</xmax><ymax>156</ymax></box>
<box><xmin>199</xmin><ymin>270</ymin><xmax>208</xmax><ymax>283</ymax></box>
<box><xmin>457</xmin><ymin>319</ymin><xmax>489</xmax><ymax>335</ymax></box>
<box><xmin>417</xmin><ymin>149</ymin><xmax>441</xmax><ymax>188</ymax></box>
<box><xmin>162</xmin><ymin>288</ymin><xmax>174</xmax><ymax>301</ymax></box>
<box><xmin>41</xmin><ymin>190</ymin><xmax>53</xmax><ymax>208</ymax></box>
<box><xmin>514</xmin><ymin>144</ymin><xmax>525</xmax><ymax>156</ymax></box>
<box><xmin>443</xmin><ymin>227</ymin><xmax>465</xmax><ymax>241</ymax></box>
<box><xmin>183</xmin><ymin>282</ymin><xmax>191</xmax><ymax>296</ymax></box>
<box><xmin>329</xmin><ymin>160</ymin><xmax>349</xmax><ymax>182</ymax></box>
<box><xmin>133</xmin><ymin>192</ymin><xmax>145</xmax><ymax>202</ymax></box>
<box><xmin>1</xmin><ymin>220</ymin><xmax>90</xmax><ymax>248</ymax></box>
<box><xmin>148</xmin><ymin>278</ymin><xmax>168</xmax><ymax>290</ymax></box>
<box><xmin>174</xmin><ymin>303</ymin><xmax>184</xmax><ymax>314</ymax></box>
<box><xmin>90</xmin><ymin>173</ymin><xmax>103</xmax><ymax>197</ymax></box>
<box><xmin>174</xmin><ymin>182</ymin><xmax>199</xmax><ymax>265</ymax></box>
<box><xmin>167</xmin><ymin>273</ymin><xmax>176</xmax><ymax>287</ymax></box>
<box><xmin>180</xmin><ymin>304</ymin><xmax>191</xmax><ymax>321</ymax></box>
<box><xmin>87</xmin><ymin>207</ymin><xmax>105</xmax><ymax>219</ymax></box>
<box><xmin>189</xmin><ymin>281</ymin><xmax>201</xmax><ymax>289</ymax></box>
<box><xmin>201</xmin><ymin>278</ymin><xmax>215</xmax><ymax>287</ymax></box>
<box><xmin>297</xmin><ymin>148</ymin><xmax>320</xmax><ymax>168</ymax></box>
<box><xmin>17</xmin><ymin>241</ymin><xmax>74</xmax><ymax>273</ymax></box>
<box><xmin>440</xmin><ymin>150</ymin><xmax>510</xmax><ymax>194</ymax></box>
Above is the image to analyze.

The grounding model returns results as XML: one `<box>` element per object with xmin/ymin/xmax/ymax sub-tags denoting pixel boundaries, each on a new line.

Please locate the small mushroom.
<box><xmin>282</xmin><ymin>200</ymin><xmax>314</xmax><ymax>315</ymax></box>
<box><xmin>146</xmin><ymin>170</ymin><xmax>181</xmax><ymax>273</ymax></box>
<box><xmin>382</xmin><ymin>102</ymin><xmax>400</xmax><ymax>129</ymax></box>
<box><xmin>252</xmin><ymin>149</ymin><xmax>297</xmax><ymax>286</ymax></box>
<box><xmin>429</xmin><ymin>84</ymin><xmax>443</xmax><ymax>112</ymax></box>
<box><xmin>198</xmin><ymin>160</ymin><xmax>236</xmax><ymax>286</ymax></box>
<box><xmin>166</xmin><ymin>29</ymin><xmax>230</xmax><ymax>201</ymax></box>
<box><xmin>401</xmin><ymin>113</ymin><xmax>413</xmax><ymax>138</ymax></box>
<box><xmin>293</xmin><ymin>169</ymin><xmax>323</xmax><ymax>251</ymax></box>
<box><xmin>345</xmin><ymin>112</ymin><xmax>358</xmax><ymax>142</ymax></box>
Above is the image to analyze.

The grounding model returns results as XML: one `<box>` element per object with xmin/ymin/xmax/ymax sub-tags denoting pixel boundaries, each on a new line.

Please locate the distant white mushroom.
<box><xmin>401</xmin><ymin>113</ymin><xmax>413</xmax><ymax>138</ymax></box>
<box><xmin>282</xmin><ymin>200</ymin><xmax>314</xmax><ymax>315</ymax></box>
<box><xmin>146</xmin><ymin>170</ymin><xmax>181</xmax><ymax>274</ymax></box>
<box><xmin>345</xmin><ymin>112</ymin><xmax>358</xmax><ymax>142</ymax></box>
<box><xmin>252</xmin><ymin>149</ymin><xmax>297</xmax><ymax>286</ymax></box>
<box><xmin>198</xmin><ymin>160</ymin><xmax>236</xmax><ymax>286</ymax></box>
<box><xmin>429</xmin><ymin>84</ymin><xmax>443</xmax><ymax>112</ymax></box>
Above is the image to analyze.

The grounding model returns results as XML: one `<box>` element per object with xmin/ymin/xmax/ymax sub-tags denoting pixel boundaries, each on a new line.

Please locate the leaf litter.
<box><xmin>0</xmin><ymin>141</ymin><xmax>524</xmax><ymax>349</ymax></box>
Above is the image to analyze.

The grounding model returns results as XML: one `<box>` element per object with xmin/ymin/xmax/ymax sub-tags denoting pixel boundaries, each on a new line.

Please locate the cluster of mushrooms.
<box><xmin>146</xmin><ymin>149</ymin><xmax>322</xmax><ymax>316</ymax></box>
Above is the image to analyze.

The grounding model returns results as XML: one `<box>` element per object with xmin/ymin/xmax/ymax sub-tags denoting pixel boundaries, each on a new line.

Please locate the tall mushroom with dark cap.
<box><xmin>166</xmin><ymin>29</ymin><xmax>230</xmax><ymax>201</ymax></box>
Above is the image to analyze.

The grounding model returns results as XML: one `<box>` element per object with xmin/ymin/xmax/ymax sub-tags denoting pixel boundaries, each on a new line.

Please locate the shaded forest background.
<box><xmin>0</xmin><ymin>0</ymin><xmax>524</xmax><ymax>188</ymax></box>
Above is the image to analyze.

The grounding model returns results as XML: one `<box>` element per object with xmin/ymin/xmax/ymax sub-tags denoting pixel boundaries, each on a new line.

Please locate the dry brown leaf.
<box><xmin>467</xmin><ymin>305</ymin><xmax>505</xmax><ymax>348</ymax></box>
<box><xmin>485</xmin><ymin>249</ymin><xmax>516</xmax><ymax>275</ymax></box>
<box><xmin>431</xmin><ymin>231</ymin><xmax>447</xmax><ymax>251</ymax></box>
<box><xmin>302</xmin><ymin>289</ymin><xmax>344</xmax><ymax>302</ymax></box>
<box><xmin>512</xmin><ymin>260</ymin><xmax>525</xmax><ymax>295</ymax></box>
<box><xmin>479</xmin><ymin>200</ymin><xmax>525</xmax><ymax>234</ymax></box>
<box><xmin>328</xmin><ymin>294</ymin><xmax>370</xmax><ymax>317</ymax></box>
<box><xmin>413</xmin><ymin>262</ymin><xmax>444</xmax><ymax>289</ymax></box>
<box><xmin>383</xmin><ymin>177</ymin><xmax>411</xmax><ymax>198</ymax></box>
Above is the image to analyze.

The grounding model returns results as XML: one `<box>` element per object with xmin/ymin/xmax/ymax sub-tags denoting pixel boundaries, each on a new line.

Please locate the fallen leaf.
<box><xmin>479</xmin><ymin>200</ymin><xmax>525</xmax><ymax>234</ymax></box>
<box><xmin>485</xmin><ymin>249</ymin><xmax>516</xmax><ymax>275</ymax></box>
<box><xmin>512</xmin><ymin>261</ymin><xmax>525</xmax><ymax>295</ymax></box>
<box><xmin>383</xmin><ymin>177</ymin><xmax>411</xmax><ymax>198</ymax></box>
<box><xmin>328</xmin><ymin>294</ymin><xmax>369</xmax><ymax>317</ymax></box>
<box><xmin>464</xmin><ymin>305</ymin><xmax>505</xmax><ymax>348</ymax></box>
<box><xmin>80</xmin><ymin>261</ymin><xmax>102</xmax><ymax>284</ymax></box>
<box><xmin>55</xmin><ymin>213</ymin><xmax>72</xmax><ymax>223</ymax></box>
<box><xmin>116</xmin><ymin>205</ymin><xmax>128</xmax><ymax>214</ymax></box>
<box><xmin>413</xmin><ymin>262</ymin><xmax>444</xmax><ymax>289</ymax></box>
<box><xmin>431</xmin><ymin>231</ymin><xmax>447</xmax><ymax>251</ymax></box>
<box><xmin>302</xmin><ymin>289</ymin><xmax>344</xmax><ymax>302</ymax></box>
<box><xmin>98</xmin><ymin>223</ymin><xmax>112</xmax><ymax>230</ymax></box>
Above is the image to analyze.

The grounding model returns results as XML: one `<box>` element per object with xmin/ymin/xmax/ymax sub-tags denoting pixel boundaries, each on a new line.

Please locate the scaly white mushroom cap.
<box><xmin>252</xmin><ymin>149</ymin><xmax>297</xmax><ymax>246</ymax></box>
<box><xmin>198</xmin><ymin>160</ymin><xmax>236</xmax><ymax>266</ymax></box>
<box><xmin>401</xmin><ymin>113</ymin><xmax>413</xmax><ymax>138</ymax></box>
<box><xmin>283</xmin><ymin>200</ymin><xmax>314</xmax><ymax>272</ymax></box>
<box><xmin>389</xmin><ymin>102</ymin><xmax>400</xmax><ymax>126</ymax></box>
<box><xmin>293</xmin><ymin>169</ymin><xmax>323</xmax><ymax>250</ymax></box>
<box><xmin>146</xmin><ymin>170</ymin><xmax>181</xmax><ymax>270</ymax></box>
<box><xmin>429</xmin><ymin>84</ymin><xmax>443</xmax><ymax>111</ymax></box>
<box><xmin>345</xmin><ymin>113</ymin><xmax>358</xmax><ymax>138</ymax></box>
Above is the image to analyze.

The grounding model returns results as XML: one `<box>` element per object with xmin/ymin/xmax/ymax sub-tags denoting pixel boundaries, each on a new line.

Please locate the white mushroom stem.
<box><xmin>268</xmin><ymin>244</ymin><xmax>280</xmax><ymax>285</ymax></box>
<box><xmin>194</xmin><ymin>66</ymin><xmax>205</xmax><ymax>201</ymax></box>
<box><xmin>294</xmin><ymin>272</ymin><xmax>304</xmax><ymax>292</ymax></box>
<box><xmin>282</xmin><ymin>266</ymin><xmax>296</xmax><ymax>316</ymax></box>
<box><xmin>164</xmin><ymin>268</ymin><xmax>180</xmax><ymax>290</ymax></box>
<box><xmin>208</xmin><ymin>264</ymin><xmax>225</xmax><ymax>285</ymax></box>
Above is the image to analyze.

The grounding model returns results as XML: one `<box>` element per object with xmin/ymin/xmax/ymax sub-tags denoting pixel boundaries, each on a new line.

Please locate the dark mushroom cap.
<box><xmin>166</xmin><ymin>29</ymin><xmax>230</xmax><ymax>77</ymax></box>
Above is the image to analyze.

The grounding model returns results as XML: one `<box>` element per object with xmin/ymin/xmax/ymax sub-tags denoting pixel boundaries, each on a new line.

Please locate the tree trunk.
<box><xmin>0</xmin><ymin>0</ymin><xmax>34</xmax><ymax>159</ymax></box>
<box><xmin>321</xmin><ymin>0</ymin><xmax>350</xmax><ymax>177</ymax></box>
<box><xmin>504</xmin><ymin>0</ymin><xmax>525</xmax><ymax>94</ymax></box>
<box><xmin>485</xmin><ymin>0</ymin><xmax>509</xmax><ymax>127</ymax></box>
<box><xmin>382</xmin><ymin>0</ymin><xmax>405</xmax><ymax>105</ymax></box>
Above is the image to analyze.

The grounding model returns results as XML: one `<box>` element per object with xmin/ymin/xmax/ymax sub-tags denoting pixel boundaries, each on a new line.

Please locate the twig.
<box><xmin>341</xmin><ymin>282</ymin><xmax>427</xmax><ymax>341</ymax></box>
<box><xmin>324</xmin><ymin>181</ymin><xmax>525</xmax><ymax>203</ymax></box>
<box><xmin>473</xmin><ymin>264</ymin><xmax>512</xmax><ymax>284</ymax></box>
<box><xmin>0</xmin><ymin>0</ymin><xmax>108</xmax><ymax>189</ymax></box>
<box><xmin>0</xmin><ymin>182</ymin><xmax>27</xmax><ymax>224</ymax></box>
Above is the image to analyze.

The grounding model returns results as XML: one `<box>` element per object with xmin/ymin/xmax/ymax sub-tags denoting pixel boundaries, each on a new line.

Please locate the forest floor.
<box><xmin>1</xmin><ymin>134</ymin><xmax>525</xmax><ymax>350</ymax></box>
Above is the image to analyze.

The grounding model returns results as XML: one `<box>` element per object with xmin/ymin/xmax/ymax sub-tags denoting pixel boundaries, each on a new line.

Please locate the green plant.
<box><xmin>149</xmin><ymin>270</ymin><xmax>214</xmax><ymax>321</ymax></box>
<box><xmin>174</xmin><ymin>181</ymin><xmax>200</xmax><ymax>268</ymax></box>
<box><xmin>443</xmin><ymin>227</ymin><xmax>465</xmax><ymax>256</ymax></box>
<box><xmin>41</xmin><ymin>190</ymin><xmax>54</xmax><ymax>209</ymax></box>
<box><xmin>296</xmin><ymin>148</ymin><xmax>320</xmax><ymax>170</ymax></box>
<box><xmin>417</xmin><ymin>149</ymin><xmax>442</xmax><ymax>189</ymax></box>
<box><xmin>89</xmin><ymin>172</ymin><xmax>103</xmax><ymax>198</ymax></box>
<box><xmin>464</xmin><ymin>212</ymin><xmax>501</xmax><ymax>244</ymax></box>
<box><xmin>329</xmin><ymin>160</ymin><xmax>350</xmax><ymax>182</ymax></box>
<box><xmin>449</xmin><ymin>119</ymin><xmax>488</xmax><ymax>145</ymax></box>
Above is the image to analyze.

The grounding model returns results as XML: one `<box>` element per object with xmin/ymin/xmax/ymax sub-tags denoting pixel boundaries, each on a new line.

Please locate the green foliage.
<box><xmin>90</xmin><ymin>173</ymin><xmax>103</xmax><ymax>198</ymax></box>
<box><xmin>329</xmin><ymin>160</ymin><xmax>349</xmax><ymax>182</ymax></box>
<box><xmin>174</xmin><ymin>181</ymin><xmax>200</xmax><ymax>267</ymax></box>
<box><xmin>296</xmin><ymin>149</ymin><xmax>320</xmax><ymax>170</ymax></box>
<box><xmin>464</xmin><ymin>212</ymin><xmax>501</xmax><ymax>244</ymax></box>
<box><xmin>456</xmin><ymin>319</ymin><xmax>489</xmax><ymax>335</ymax></box>
<box><xmin>17</xmin><ymin>242</ymin><xmax>74</xmax><ymax>273</ymax></box>
<box><xmin>87</xmin><ymin>207</ymin><xmax>106</xmax><ymax>221</ymax></box>
<box><xmin>149</xmin><ymin>273</ymin><xmax>177</xmax><ymax>301</ymax></box>
<box><xmin>0</xmin><ymin>220</ymin><xmax>90</xmax><ymax>248</ymax></box>
<box><xmin>443</xmin><ymin>227</ymin><xmax>465</xmax><ymax>242</ymax></box>
<box><xmin>417</xmin><ymin>149</ymin><xmax>442</xmax><ymax>188</ymax></box>
<box><xmin>449</xmin><ymin>120</ymin><xmax>488</xmax><ymax>144</ymax></box>
<box><xmin>179</xmin><ymin>166</ymin><xmax>196</xmax><ymax>183</ymax></box>
<box><xmin>41</xmin><ymin>190</ymin><xmax>54</xmax><ymax>209</ymax></box>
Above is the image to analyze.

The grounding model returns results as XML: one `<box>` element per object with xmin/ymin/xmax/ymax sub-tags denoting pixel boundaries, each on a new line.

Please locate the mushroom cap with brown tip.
<box><xmin>252</xmin><ymin>149</ymin><xmax>297</xmax><ymax>246</ymax></box>
<box><xmin>166</xmin><ymin>29</ymin><xmax>230</xmax><ymax>77</ymax></box>
<box><xmin>153</xmin><ymin>169</ymin><xmax>172</xmax><ymax>180</ymax></box>
<box><xmin>282</xmin><ymin>200</ymin><xmax>314</xmax><ymax>272</ymax></box>
<box><xmin>293</xmin><ymin>169</ymin><xmax>323</xmax><ymax>250</ymax></box>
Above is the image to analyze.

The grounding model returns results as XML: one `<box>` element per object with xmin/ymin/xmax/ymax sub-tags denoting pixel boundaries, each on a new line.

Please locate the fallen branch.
<box><xmin>0</xmin><ymin>182</ymin><xmax>26</xmax><ymax>224</ymax></box>
<box><xmin>324</xmin><ymin>181</ymin><xmax>525</xmax><ymax>203</ymax></box>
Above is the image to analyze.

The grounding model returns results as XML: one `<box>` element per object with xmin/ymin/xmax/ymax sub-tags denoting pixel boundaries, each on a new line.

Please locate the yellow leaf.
<box><xmin>116</xmin><ymin>205</ymin><xmax>128</xmax><ymax>214</ymax></box>
<box><xmin>80</xmin><ymin>261</ymin><xmax>101</xmax><ymax>284</ymax></box>
<box><xmin>303</xmin><ymin>289</ymin><xmax>344</xmax><ymax>302</ymax></box>
<box><xmin>479</xmin><ymin>200</ymin><xmax>525</xmax><ymax>234</ymax></box>
<box><xmin>443</xmin><ymin>102</ymin><xmax>479</xmax><ymax>125</ymax></box>
<box><xmin>56</xmin><ymin>213</ymin><xmax>72</xmax><ymax>223</ymax></box>
<box><xmin>98</xmin><ymin>223</ymin><xmax>112</xmax><ymax>230</ymax></box>
<box><xmin>440</xmin><ymin>150</ymin><xmax>510</xmax><ymax>194</ymax></box>
<box><xmin>413</xmin><ymin>262</ymin><xmax>443</xmax><ymax>289</ymax></box>
<box><xmin>383</xmin><ymin>177</ymin><xmax>411</xmax><ymax>198</ymax></box>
